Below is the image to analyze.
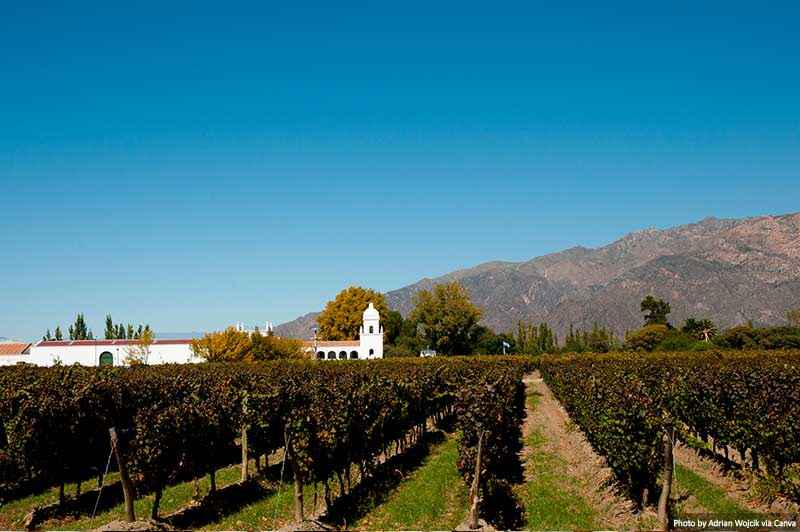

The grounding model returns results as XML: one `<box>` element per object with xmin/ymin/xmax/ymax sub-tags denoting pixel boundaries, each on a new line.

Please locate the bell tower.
<box><xmin>359</xmin><ymin>302</ymin><xmax>384</xmax><ymax>358</ymax></box>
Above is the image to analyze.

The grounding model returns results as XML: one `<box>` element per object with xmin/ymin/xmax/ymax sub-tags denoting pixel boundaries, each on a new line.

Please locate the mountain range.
<box><xmin>275</xmin><ymin>212</ymin><xmax>800</xmax><ymax>340</ymax></box>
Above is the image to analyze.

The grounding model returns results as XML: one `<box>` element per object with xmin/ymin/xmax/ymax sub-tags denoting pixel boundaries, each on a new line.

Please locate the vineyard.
<box><xmin>0</xmin><ymin>357</ymin><xmax>531</xmax><ymax>529</ymax></box>
<box><xmin>0</xmin><ymin>351</ymin><xmax>798</xmax><ymax>531</ymax></box>
<box><xmin>540</xmin><ymin>350</ymin><xmax>800</xmax><ymax>506</ymax></box>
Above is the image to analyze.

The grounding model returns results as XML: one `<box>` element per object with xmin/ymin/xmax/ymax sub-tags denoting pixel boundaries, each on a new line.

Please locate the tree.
<box><xmin>640</xmin><ymin>296</ymin><xmax>671</xmax><ymax>326</ymax></box>
<box><xmin>471</xmin><ymin>326</ymin><xmax>515</xmax><ymax>354</ymax></box>
<box><xmin>54</xmin><ymin>326</ymin><xmax>63</xmax><ymax>341</ymax></box>
<box><xmin>317</xmin><ymin>287</ymin><xmax>389</xmax><ymax>341</ymax></box>
<box><xmin>788</xmin><ymin>308</ymin><xmax>800</xmax><ymax>326</ymax></box>
<box><xmin>67</xmin><ymin>313</ymin><xmax>90</xmax><ymax>340</ymax></box>
<box><xmin>517</xmin><ymin>321</ymin><xmax>557</xmax><ymax>354</ymax></box>
<box><xmin>125</xmin><ymin>328</ymin><xmax>154</xmax><ymax>365</ymax></box>
<box><xmin>624</xmin><ymin>324</ymin><xmax>669</xmax><ymax>352</ymax></box>
<box><xmin>105</xmin><ymin>315</ymin><xmax>115</xmax><ymax>340</ymax></box>
<box><xmin>43</xmin><ymin>329</ymin><xmax>52</xmax><ymax>341</ymax></box>
<box><xmin>384</xmin><ymin>311</ymin><xmax>404</xmax><ymax>344</ymax></box>
<box><xmin>190</xmin><ymin>327</ymin><xmax>252</xmax><ymax>362</ymax></box>
<box><xmin>250</xmin><ymin>328</ymin><xmax>304</xmax><ymax>360</ymax></box>
<box><xmin>409</xmin><ymin>282</ymin><xmax>482</xmax><ymax>355</ymax></box>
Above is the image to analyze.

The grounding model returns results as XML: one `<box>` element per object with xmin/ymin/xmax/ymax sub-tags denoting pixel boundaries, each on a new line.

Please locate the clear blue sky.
<box><xmin>2</xmin><ymin>1</ymin><xmax>799</xmax><ymax>341</ymax></box>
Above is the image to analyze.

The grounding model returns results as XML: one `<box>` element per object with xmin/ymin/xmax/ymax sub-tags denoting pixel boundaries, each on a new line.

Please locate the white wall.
<box><xmin>0</xmin><ymin>340</ymin><xmax>199</xmax><ymax>367</ymax></box>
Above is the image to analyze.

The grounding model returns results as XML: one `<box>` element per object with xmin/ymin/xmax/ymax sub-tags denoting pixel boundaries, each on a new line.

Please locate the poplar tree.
<box><xmin>105</xmin><ymin>315</ymin><xmax>115</xmax><ymax>340</ymax></box>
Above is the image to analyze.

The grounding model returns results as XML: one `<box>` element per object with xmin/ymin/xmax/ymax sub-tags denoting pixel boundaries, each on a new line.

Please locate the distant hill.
<box><xmin>275</xmin><ymin>212</ymin><xmax>800</xmax><ymax>339</ymax></box>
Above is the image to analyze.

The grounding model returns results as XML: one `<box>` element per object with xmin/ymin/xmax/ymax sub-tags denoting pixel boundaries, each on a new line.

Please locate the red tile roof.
<box><xmin>303</xmin><ymin>340</ymin><xmax>359</xmax><ymax>348</ymax></box>
<box><xmin>0</xmin><ymin>342</ymin><xmax>31</xmax><ymax>355</ymax></box>
<box><xmin>35</xmin><ymin>339</ymin><xmax>193</xmax><ymax>347</ymax></box>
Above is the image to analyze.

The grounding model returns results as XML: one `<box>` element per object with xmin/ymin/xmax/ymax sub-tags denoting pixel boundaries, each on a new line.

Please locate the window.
<box><xmin>99</xmin><ymin>352</ymin><xmax>114</xmax><ymax>366</ymax></box>
<box><xmin>338</xmin><ymin>351</ymin><xmax>347</xmax><ymax>359</ymax></box>
<box><xmin>350</xmin><ymin>350</ymin><xmax>358</xmax><ymax>359</ymax></box>
<box><xmin>327</xmin><ymin>351</ymin><xmax>336</xmax><ymax>359</ymax></box>
<box><xmin>369</xmin><ymin>325</ymin><xmax>374</xmax><ymax>333</ymax></box>
<box><xmin>316</xmin><ymin>351</ymin><xmax>325</xmax><ymax>360</ymax></box>
<box><xmin>369</xmin><ymin>349</ymin><xmax>374</xmax><ymax>356</ymax></box>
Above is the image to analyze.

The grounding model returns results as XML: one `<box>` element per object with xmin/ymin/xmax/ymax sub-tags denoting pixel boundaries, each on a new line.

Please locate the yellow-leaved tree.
<box><xmin>317</xmin><ymin>286</ymin><xmax>389</xmax><ymax>340</ymax></box>
<box><xmin>125</xmin><ymin>328</ymin><xmax>155</xmax><ymax>365</ymax></box>
<box><xmin>190</xmin><ymin>327</ymin><xmax>253</xmax><ymax>362</ymax></box>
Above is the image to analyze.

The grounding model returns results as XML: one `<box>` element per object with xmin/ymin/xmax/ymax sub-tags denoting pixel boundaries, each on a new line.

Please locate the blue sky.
<box><xmin>1</xmin><ymin>1</ymin><xmax>799</xmax><ymax>341</ymax></box>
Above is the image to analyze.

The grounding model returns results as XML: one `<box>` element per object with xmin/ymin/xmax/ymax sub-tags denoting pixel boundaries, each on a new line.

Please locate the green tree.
<box><xmin>683</xmin><ymin>317</ymin><xmax>717</xmax><ymax>342</ymax></box>
<box><xmin>43</xmin><ymin>329</ymin><xmax>52</xmax><ymax>341</ymax></box>
<box><xmin>383</xmin><ymin>310</ymin><xmax>404</xmax><ymax>344</ymax></box>
<box><xmin>471</xmin><ymin>326</ymin><xmax>515</xmax><ymax>354</ymax></box>
<box><xmin>317</xmin><ymin>286</ymin><xmax>389</xmax><ymax>340</ymax></box>
<box><xmin>640</xmin><ymin>296</ymin><xmax>671</xmax><ymax>326</ymax></box>
<box><xmin>68</xmin><ymin>313</ymin><xmax>90</xmax><ymax>340</ymax></box>
<box><xmin>409</xmin><ymin>282</ymin><xmax>482</xmax><ymax>355</ymax></box>
<box><xmin>624</xmin><ymin>324</ymin><xmax>669</xmax><ymax>352</ymax></box>
<box><xmin>516</xmin><ymin>321</ymin><xmax>557</xmax><ymax>354</ymax></box>
<box><xmin>104</xmin><ymin>315</ymin><xmax>114</xmax><ymax>340</ymax></box>
<box><xmin>54</xmin><ymin>326</ymin><xmax>63</xmax><ymax>341</ymax></box>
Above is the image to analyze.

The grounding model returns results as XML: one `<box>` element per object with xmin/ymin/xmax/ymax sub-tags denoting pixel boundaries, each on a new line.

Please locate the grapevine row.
<box><xmin>0</xmin><ymin>357</ymin><xmax>533</xmax><ymax>520</ymax></box>
<box><xmin>540</xmin><ymin>350</ymin><xmax>800</xmax><ymax>503</ymax></box>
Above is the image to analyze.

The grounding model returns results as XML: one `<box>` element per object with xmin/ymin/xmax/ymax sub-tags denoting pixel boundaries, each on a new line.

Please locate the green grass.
<box><xmin>0</xmin><ymin>472</ymin><xmax>119</xmax><ymax>529</ymax></box>
<box><xmin>517</xmin><ymin>385</ymin><xmax>600</xmax><ymax>531</ymax></box>
<box><xmin>674</xmin><ymin>463</ymin><xmax>758</xmax><ymax>518</ymax></box>
<box><xmin>519</xmin><ymin>425</ymin><xmax>598</xmax><ymax>530</ymax></box>
<box><xmin>0</xmin><ymin>464</ymin><xmax>246</xmax><ymax>531</ymax></box>
<box><xmin>56</xmin><ymin>465</ymin><xmax>244</xmax><ymax>530</ymax></box>
<box><xmin>203</xmin><ymin>475</ymin><xmax>323</xmax><ymax>530</ymax></box>
<box><xmin>356</xmin><ymin>436</ymin><xmax>469</xmax><ymax>530</ymax></box>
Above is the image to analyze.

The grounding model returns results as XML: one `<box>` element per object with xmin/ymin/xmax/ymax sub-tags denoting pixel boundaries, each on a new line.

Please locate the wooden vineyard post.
<box><xmin>241</xmin><ymin>426</ymin><xmax>249</xmax><ymax>482</ymax></box>
<box><xmin>469</xmin><ymin>430</ymin><xmax>487</xmax><ymax>529</ymax></box>
<box><xmin>658</xmin><ymin>418</ymin><xmax>674</xmax><ymax>531</ymax></box>
<box><xmin>241</xmin><ymin>391</ymin><xmax>249</xmax><ymax>482</ymax></box>
<box><xmin>109</xmin><ymin>427</ymin><xmax>136</xmax><ymax>523</ymax></box>
<box><xmin>285</xmin><ymin>424</ymin><xmax>304</xmax><ymax>524</ymax></box>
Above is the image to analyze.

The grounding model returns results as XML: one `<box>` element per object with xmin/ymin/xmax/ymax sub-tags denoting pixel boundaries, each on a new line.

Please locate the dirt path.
<box><xmin>518</xmin><ymin>372</ymin><xmax>653</xmax><ymax>530</ymax></box>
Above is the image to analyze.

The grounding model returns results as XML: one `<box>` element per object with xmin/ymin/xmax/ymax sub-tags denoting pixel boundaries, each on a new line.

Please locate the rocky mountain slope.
<box><xmin>275</xmin><ymin>213</ymin><xmax>800</xmax><ymax>339</ymax></box>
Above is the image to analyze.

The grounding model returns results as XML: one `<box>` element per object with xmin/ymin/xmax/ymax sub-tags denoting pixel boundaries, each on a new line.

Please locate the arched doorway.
<box><xmin>327</xmin><ymin>351</ymin><xmax>336</xmax><ymax>360</ymax></box>
<box><xmin>99</xmin><ymin>351</ymin><xmax>114</xmax><ymax>366</ymax></box>
<box><xmin>316</xmin><ymin>351</ymin><xmax>325</xmax><ymax>360</ymax></box>
<box><xmin>338</xmin><ymin>351</ymin><xmax>347</xmax><ymax>359</ymax></box>
<box><xmin>350</xmin><ymin>350</ymin><xmax>358</xmax><ymax>359</ymax></box>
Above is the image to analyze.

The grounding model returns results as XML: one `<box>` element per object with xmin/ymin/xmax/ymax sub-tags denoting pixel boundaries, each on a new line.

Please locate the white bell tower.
<box><xmin>359</xmin><ymin>302</ymin><xmax>384</xmax><ymax>358</ymax></box>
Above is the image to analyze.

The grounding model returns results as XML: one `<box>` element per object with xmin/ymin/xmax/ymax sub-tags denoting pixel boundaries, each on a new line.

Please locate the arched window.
<box><xmin>350</xmin><ymin>350</ymin><xmax>358</xmax><ymax>359</ymax></box>
<box><xmin>369</xmin><ymin>349</ymin><xmax>374</xmax><ymax>356</ymax></box>
<box><xmin>316</xmin><ymin>351</ymin><xmax>325</xmax><ymax>360</ymax></box>
<box><xmin>338</xmin><ymin>351</ymin><xmax>347</xmax><ymax>359</ymax></box>
<box><xmin>99</xmin><ymin>352</ymin><xmax>114</xmax><ymax>366</ymax></box>
<box><xmin>327</xmin><ymin>351</ymin><xmax>336</xmax><ymax>360</ymax></box>
<box><xmin>369</xmin><ymin>325</ymin><xmax>374</xmax><ymax>333</ymax></box>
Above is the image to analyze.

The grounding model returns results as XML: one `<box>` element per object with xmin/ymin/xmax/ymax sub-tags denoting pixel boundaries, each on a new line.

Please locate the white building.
<box><xmin>0</xmin><ymin>339</ymin><xmax>198</xmax><ymax>367</ymax></box>
<box><xmin>307</xmin><ymin>302</ymin><xmax>384</xmax><ymax>360</ymax></box>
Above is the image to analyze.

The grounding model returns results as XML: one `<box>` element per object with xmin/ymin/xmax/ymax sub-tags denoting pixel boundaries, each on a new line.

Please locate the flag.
<box><xmin>502</xmin><ymin>341</ymin><xmax>510</xmax><ymax>348</ymax></box>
